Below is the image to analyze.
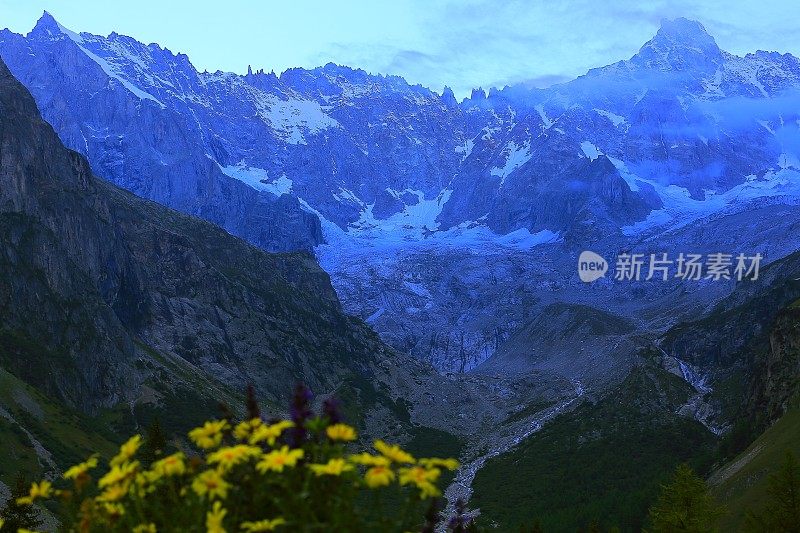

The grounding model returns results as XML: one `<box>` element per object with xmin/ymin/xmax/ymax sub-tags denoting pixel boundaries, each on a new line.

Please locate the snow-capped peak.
<box><xmin>631</xmin><ymin>17</ymin><xmax>722</xmax><ymax>71</ymax></box>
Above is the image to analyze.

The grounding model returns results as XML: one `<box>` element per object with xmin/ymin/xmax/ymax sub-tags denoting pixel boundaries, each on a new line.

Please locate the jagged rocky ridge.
<box><xmin>3</xmin><ymin>14</ymin><xmax>800</xmax><ymax>376</ymax></box>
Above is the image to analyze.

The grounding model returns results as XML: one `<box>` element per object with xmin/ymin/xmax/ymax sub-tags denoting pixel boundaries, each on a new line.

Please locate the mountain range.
<box><xmin>3</xmin><ymin>15</ymin><xmax>800</xmax><ymax>376</ymax></box>
<box><xmin>1</xmin><ymin>12</ymin><xmax>800</xmax><ymax>530</ymax></box>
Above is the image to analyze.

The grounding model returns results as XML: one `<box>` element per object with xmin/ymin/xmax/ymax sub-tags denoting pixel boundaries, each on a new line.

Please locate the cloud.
<box><xmin>307</xmin><ymin>0</ymin><xmax>800</xmax><ymax>99</ymax></box>
<box><xmin>385</xmin><ymin>49</ymin><xmax>440</xmax><ymax>73</ymax></box>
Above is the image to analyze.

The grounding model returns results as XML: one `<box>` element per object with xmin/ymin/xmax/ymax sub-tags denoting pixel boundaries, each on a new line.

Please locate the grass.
<box><xmin>711</xmin><ymin>403</ymin><xmax>800</xmax><ymax>530</ymax></box>
<box><xmin>0</xmin><ymin>368</ymin><xmax>119</xmax><ymax>484</ymax></box>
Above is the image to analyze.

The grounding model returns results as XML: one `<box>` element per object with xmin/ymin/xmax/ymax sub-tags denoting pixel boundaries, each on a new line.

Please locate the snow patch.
<box><xmin>248</xmin><ymin>89</ymin><xmax>340</xmax><ymax>145</ymax></box>
<box><xmin>607</xmin><ymin>157</ymin><xmax>641</xmax><ymax>192</ymax></box>
<box><xmin>623</xmin><ymin>166</ymin><xmax>800</xmax><ymax>236</ymax></box>
<box><xmin>535</xmin><ymin>104</ymin><xmax>553</xmax><ymax>128</ymax></box>
<box><xmin>490</xmin><ymin>140</ymin><xmax>532</xmax><ymax>185</ymax></box>
<box><xmin>580</xmin><ymin>141</ymin><xmax>603</xmax><ymax>161</ymax></box>
<box><xmin>455</xmin><ymin>139</ymin><xmax>475</xmax><ymax>160</ymax></box>
<box><xmin>593</xmin><ymin>108</ymin><xmax>627</xmax><ymax>127</ymax></box>
<box><xmin>348</xmin><ymin>189</ymin><xmax>452</xmax><ymax>240</ymax></box>
<box><xmin>219</xmin><ymin>162</ymin><xmax>292</xmax><ymax>196</ymax></box>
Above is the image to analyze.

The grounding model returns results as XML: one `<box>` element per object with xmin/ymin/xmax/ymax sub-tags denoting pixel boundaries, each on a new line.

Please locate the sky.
<box><xmin>1</xmin><ymin>0</ymin><xmax>799</xmax><ymax>98</ymax></box>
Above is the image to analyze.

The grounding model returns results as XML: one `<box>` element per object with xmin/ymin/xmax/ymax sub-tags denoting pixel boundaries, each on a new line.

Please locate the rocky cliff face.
<box><xmin>659</xmin><ymin>248</ymin><xmax>800</xmax><ymax>431</ymax></box>
<box><xmin>750</xmin><ymin>305</ymin><xmax>800</xmax><ymax>422</ymax></box>
<box><xmin>0</xmin><ymin>54</ymin><xmax>392</xmax><ymax>415</ymax></box>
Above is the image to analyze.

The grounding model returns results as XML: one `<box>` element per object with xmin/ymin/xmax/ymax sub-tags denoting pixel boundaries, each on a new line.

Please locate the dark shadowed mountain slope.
<box><xmin>0</xmin><ymin>54</ymin><xmax>400</xmax><ymax>416</ymax></box>
<box><xmin>660</xmin><ymin>250</ymin><xmax>800</xmax><ymax>425</ymax></box>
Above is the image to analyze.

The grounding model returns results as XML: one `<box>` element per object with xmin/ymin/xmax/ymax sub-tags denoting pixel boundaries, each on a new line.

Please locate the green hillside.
<box><xmin>711</xmin><ymin>403</ymin><xmax>800</xmax><ymax>531</ymax></box>
<box><xmin>0</xmin><ymin>368</ymin><xmax>119</xmax><ymax>484</ymax></box>
<box><xmin>471</xmin><ymin>363</ymin><xmax>717</xmax><ymax>532</ymax></box>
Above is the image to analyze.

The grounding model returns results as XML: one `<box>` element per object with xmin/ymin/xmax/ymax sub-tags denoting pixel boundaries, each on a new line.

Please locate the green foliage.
<box><xmin>0</xmin><ymin>474</ymin><xmax>43</xmax><ymax>532</ymax></box>
<box><xmin>647</xmin><ymin>463</ymin><xmax>723</xmax><ymax>532</ymax></box>
<box><xmin>744</xmin><ymin>452</ymin><xmax>800</xmax><ymax>532</ymax></box>
<box><xmin>471</xmin><ymin>366</ymin><xmax>715</xmax><ymax>532</ymax></box>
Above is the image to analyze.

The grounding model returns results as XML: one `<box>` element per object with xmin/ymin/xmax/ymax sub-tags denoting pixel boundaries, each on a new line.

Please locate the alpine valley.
<box><xmin>1</xmin><ymin>12</ymin><xmax>799</xmax><ymax>532</ymax></box>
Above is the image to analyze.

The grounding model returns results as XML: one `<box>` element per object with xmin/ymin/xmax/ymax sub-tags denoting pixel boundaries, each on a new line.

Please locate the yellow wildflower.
<box><xmin>308</xmin><ymin>458</ymin><xmax>353</xmax><ymax>477</ymax></box>
<box><xmin>399</xmin><ymin>465</ymin><xmax>441</xmax><ymax>484</ymax></box>
<box><xmin>16</xmin><ymin>480</ymin><xmax>54</xmax><ymax>505</ymax></box>
<box><xmin>189</xmin><ymin>420</ymin><xmax>230</xmax><ymax>450</ymax></box>
<box><xmin>0</xmin><ymin>518</ymin><xmax>4</xmax><ymax>529</ymax></box>
<box><xmin>256</xmin><ymin>446</ymin><xmax>304</xmax><ymax>473</ymax></box>
<box><xmin>418</xmin><ymin>481</ymin><xmax>441</xmax><ymax>498</ymax></box>
<box><xmin>192</xmin><ymin>469</ymin><xmax>231</xmax><ymax>500</ymax></box>
<box><xmin>110</xmin><ymin>435</ymin><xmax>142</xmax><ymax>467</ymax></box>
<box><xmin>374</xmin><ymin>440</ymin><xmax>415</xmax><ymax>464</ymax></box>
<box><xmin>399</xmin><ymin>466</ymin><xmax>442</xmax><ymax>498</ymax></box>
<box><xmin>326</xmin><ymin>423</ymin><xmax>357</xmax><ymax>442</ymax></box>
<box><xmin>348</xmin><ymin>452</ymin><xmax>391</xmax><ymax>466</ymax></box>
<box><xmin>99</xmin><ymin>461</ymin><xmax>139</xmax><ymax>488</ymax></box>
<box><xmin>248</xmin><ymin>420</ymin><xmax>294</xmax><ymax>446</ymax></box>
<box><xmin>97</xmin><ymin>482</ymin><xmax>130</xmax><ymax>502</ymax></box>
<box><xmin>133</xmin><ymin>524</ymin><xmax>157</xmax><ymax>533</ymax></box>
<box><xmin>364</xmin><ymin>464</ymin><xmax>395</xmax><ymax>488</ymax></box>
<box><xmin>208</xmin><ymin>445</ymin><xmax>262</xmax><ymax>472</ymax></box>
<box><xmin>234</xmin><ymin>418</ymin><xmax>263</xmax><ymax>440</ymax></box>
<box><xmin>63</xmin><ymin>455</ymin><xmax>99</xmax><ymax>480</ymax></box>
<box><xmin>418</xmin><ymin>457</ymin><xmax>460</xmax><ymax>471</ymax></box>
<box><xmin>151</xmin><ymin>452</ymin><xmax>187</xmax><ymax>477</ymax></box>
<box><xmin>206</xmin><ymin>501</ymin><xmax>227</xmax><ymax>533</ymax></box>
<box><xmin>240</xmin><ymin>517</ymin><xmax>286</xmax><ymax>531</ymax></box>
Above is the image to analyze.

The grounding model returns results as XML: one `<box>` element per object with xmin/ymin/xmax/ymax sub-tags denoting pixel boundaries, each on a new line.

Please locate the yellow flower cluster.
<box><xmin>14</xmin><ymin>412</ymin><xmax>458</xmax><ymax>531</ymax></box>
<box><xmin>64</xmin><ymin>454</ymin><xmax>99</xmax><ymax>480</ymax></box>
<box><xmin>345</xmin><ymin>440</ymin><xmax>458</xmax><ymax>497</ymax></box>
<box><xmin>326</xmin><ymin>423</ymin><xmax>357</xmax><ymax>441</ymax></box>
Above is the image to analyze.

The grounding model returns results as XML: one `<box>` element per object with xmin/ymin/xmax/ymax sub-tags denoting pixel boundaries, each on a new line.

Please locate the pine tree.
<box><xmin>0</xmin><ymin>474</ymin><xmax>43</xmax><ymax>532</ymax></box>
<box><xmin>140</xmin><ymin>418</ymin><xmax>167</xmax><ymax>466</ymax></box>
<box><xmin>745</xmin><ymin>451</ymin><xmax>800</xmax><ymax>532</ymax></box>
<box><xmin>245</xmin><ymin>384</ymin><xmax>261</xmax><ymax>420</ymax></box>
<box><xmin>647</xmin><ymin>463</ymin><xmax>724</xmax><ymax>532</ymax></box>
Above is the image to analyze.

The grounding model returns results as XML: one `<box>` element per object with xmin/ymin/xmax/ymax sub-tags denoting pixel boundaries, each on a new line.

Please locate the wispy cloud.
<box><xmin>310</xmin><ymin>0</ymin><xmax>799</xmax><ymax>99</ymax></box>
